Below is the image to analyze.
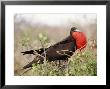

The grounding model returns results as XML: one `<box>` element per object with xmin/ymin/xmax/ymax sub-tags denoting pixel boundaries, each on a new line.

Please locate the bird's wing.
<box><xmin>45</xmin><ymin>42</ymin><xmax>75</xmax><ymax>58</ymax></box>
<box><xmin>53</xmin><ymin>36</ymin><xmax>73</xmax><ymax>46</ymax></box>
<box><xmin>21</xmin><ymin>36</ymin><xmax>72</xmax><ymax>55</ymax></box>
<box><xmin>21</xmin><ymin>48</ymin><xmax>48</xmax><ymax>55</ymax></box>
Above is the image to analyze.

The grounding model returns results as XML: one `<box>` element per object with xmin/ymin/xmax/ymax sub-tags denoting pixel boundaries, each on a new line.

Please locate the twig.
<box><xmin>39</xmin><ymin>39</ymin><xmax>47</xmax><ymax>75</ymax></box>
<box><xmin>33</xmin><ymin>50</ymin><xmax>45</xmax><ymax>59</ymax></box>
<box><xmin>39</xmin><ymin>40</ymin><xmax>47</xmax><ymax>64</ymax></box>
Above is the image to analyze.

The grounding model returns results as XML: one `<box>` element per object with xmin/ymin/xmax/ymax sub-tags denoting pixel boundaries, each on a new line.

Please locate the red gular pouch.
<box><xmin>72</xmin><ymin>31</ymin><xmax>87</xmax><ymax>51</ymax></box>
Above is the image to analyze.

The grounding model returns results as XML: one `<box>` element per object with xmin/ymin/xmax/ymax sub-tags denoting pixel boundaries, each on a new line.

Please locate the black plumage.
<box><xmin>21</xmin><ymin>32</ymin><xmax>76</xmax><ymax>69</ymax></box>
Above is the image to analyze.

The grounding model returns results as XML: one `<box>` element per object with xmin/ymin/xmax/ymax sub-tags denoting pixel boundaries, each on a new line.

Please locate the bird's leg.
<box><xmin>54</xmin><ymin>60</ymin><xmax>58</xmax><ymax>66</ymax></box>
<box><xmin>59</xmin><ymin>60</ymin><xmax>60</xmax><ymax>66</ymax></box>
<box><xmin>58</xmin><ymin>60</ymin><xmax>61</xmax><ymax>67</ymax></box>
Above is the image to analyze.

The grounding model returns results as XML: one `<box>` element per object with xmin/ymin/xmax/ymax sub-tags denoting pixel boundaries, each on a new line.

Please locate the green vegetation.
<box><xmin>21</xmin><ymin>49</ymin><xmax>97</xmax><ymax>76</ymax></box>
<box><xmin>19</xmin><ymin>33</ymin><xmax>97</xmax><ymax>76</ymax></box>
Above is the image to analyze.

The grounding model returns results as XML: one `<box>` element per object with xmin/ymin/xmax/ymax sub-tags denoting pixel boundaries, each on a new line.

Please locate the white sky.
<box><xmin>15</xmin><ymin>14</ymin><xmax>96</xmax><ymax>26</ymax></box>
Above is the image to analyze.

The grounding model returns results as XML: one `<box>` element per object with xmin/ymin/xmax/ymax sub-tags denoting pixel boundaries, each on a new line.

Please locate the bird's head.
<box><xmin>70</xmin><ymin>27</ymin><xmax>77</xmax><ymax>32</ymax></box>
<box><xmin>70</xmin><ymin>27</ymin><xmax>77</xmax><ymax>36</ymax></box>
<box><xmin>70</xmin><ymin>27</ymin><xmax>81</xmax><ymax>34</ymax></box>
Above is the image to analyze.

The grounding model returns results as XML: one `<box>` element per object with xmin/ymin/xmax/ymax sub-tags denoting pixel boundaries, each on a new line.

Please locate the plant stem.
<box><xmin>40</xmin><ymin>39</ymin><xmax>47</xmax><ymax>75</ymax></box>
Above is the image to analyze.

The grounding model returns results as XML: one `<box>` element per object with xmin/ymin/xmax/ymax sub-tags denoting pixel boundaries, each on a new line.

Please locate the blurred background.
<box><xmin>14</xmin><ymin>13</ymin><xmax>97</xmax><ymax>75</ymax></box>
